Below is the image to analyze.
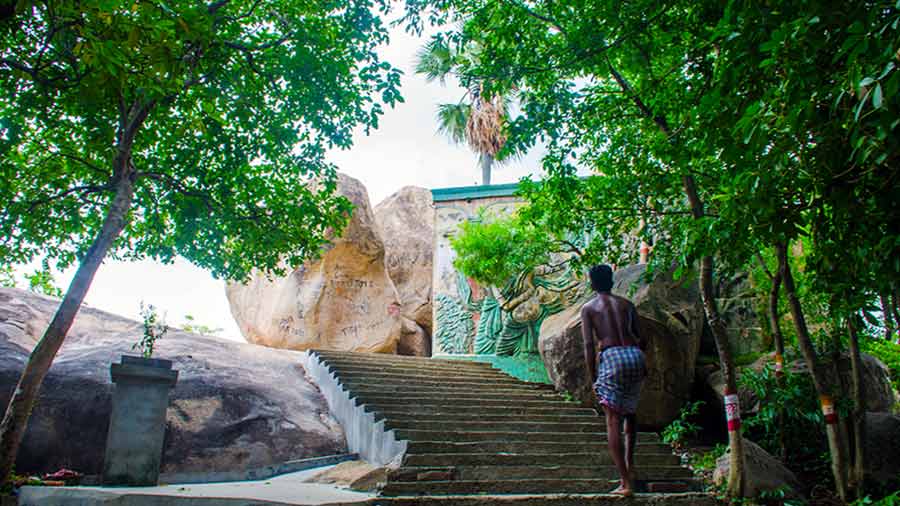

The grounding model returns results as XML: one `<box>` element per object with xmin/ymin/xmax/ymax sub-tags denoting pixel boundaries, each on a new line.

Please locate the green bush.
<box><xmin>662</xmin><ymin>400</ymin><xmax>705</xmax><ymax>448</ymax></box>
<box><xmin>690</xmin><ymin>443</ymin><xmax>727</xmax><ymax>472</ymax></box>
<box><xmin>739</xmin><ymin>365</ymin><xmax>830</xmax><ymax>480</ymax></box>
<box><xmin>450</xmin><ymin>212</ymin><xmax>552</xmax><ymax>287</ymax></box>
<box><xmin>853</xmin><ymin>491</ymin><xmax>900</xmax><ymax>506</ymax></box>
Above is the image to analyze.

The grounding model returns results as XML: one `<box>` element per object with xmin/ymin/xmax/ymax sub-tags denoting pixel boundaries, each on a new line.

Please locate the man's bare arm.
<box><xmin>581</xmin><ymin>305</ymin><xmax>597</xmax><ymax>385</ymax></box>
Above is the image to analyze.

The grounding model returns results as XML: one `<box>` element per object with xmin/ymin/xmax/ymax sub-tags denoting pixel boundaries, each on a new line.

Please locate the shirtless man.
<box><xmin>581</xmin><ymin>264</ymin><xmax>647</xmax><ymax>496</ymax></box>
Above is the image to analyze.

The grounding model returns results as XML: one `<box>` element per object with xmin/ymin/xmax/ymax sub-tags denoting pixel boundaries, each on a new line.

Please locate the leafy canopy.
<box><xmin>450</xmin><ymin>211</ymin><xmax>553</xmax><ymax>287</ymax></box>
<box><xmin>1</xmin><ymin>0</ymin><xmax>402</xmax><ymax>280</ymax></box>
<box><xmin>406</xmin><ymin>0</ymin><xmax>899</xmax><ymax>314</ymax></box>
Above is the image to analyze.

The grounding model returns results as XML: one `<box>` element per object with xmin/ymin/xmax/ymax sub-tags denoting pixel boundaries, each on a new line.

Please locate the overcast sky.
<box><xmin>11</xmin><ymin>19</ymin><xmax>547</xmax><ymax>342</ymax></box>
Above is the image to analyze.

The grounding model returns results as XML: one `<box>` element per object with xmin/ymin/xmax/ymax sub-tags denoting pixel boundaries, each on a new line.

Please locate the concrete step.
<box><xmin>341</xmin><ymin>381</ymin><xmax>560</xmax><ymax>399</ymax></box>
<box><xmin>374</xmin><ymin>413</ymin><xmax>600</xmax><ymax>426</ymax></box>
<box><xmin>369</xmin><ymin>493</ymin><xmax>719</xmax><ymax>506</ymax></box>
<box><xmin>369</xmin><ymin>405</ymin><xmax>597</xmax><ymax>419</ymax></box>
<box><xmin>357</xmin><ymin>397</ymin><xmax>578</xmax><ymax>411</ymax></box>
<box><xmin>338</xmin><ymin>376</ymin><xmax>535</xmax><ymax>390</ymax></box>
<box><xmin>380</xmin><ymin>478</ymin><xmax>696</xmax><ymax>496</ymax></box>
<box><xmin>387</xmin><ymin>420</ymin><xmax>608</xmax><ymax>434</ymax></box>
<box><xmin>324</xmin><ymin>363</ymin><xmax>513</xmax><ymax>379</ymax></box>
<box><xmin>404</xmin><ymin>452</ymin><xmax>682</xmax><ymax>468</ymax></box>
<box><xmin>393</xmin><ymin>429</ymin><xmax>661</xmax><ymax>443</ymax></box>
<box><xmin>351</xmin><ymin>390</ymin><xmax>565</xmax><ymax>404</ymax></box>
<box><xmin>407</xmin><ymin>441</ymin><xmax>672</xmax><ymax>455</ymax></box>
<box><xmin>312</xmin><ymin>351</ymin><xmax>494</xmax><ymax>370</ymax></box>
<box><xmin>393</xmin><ymin>465</ymin><xmax>694</xmax><ymax>482</ymax></box>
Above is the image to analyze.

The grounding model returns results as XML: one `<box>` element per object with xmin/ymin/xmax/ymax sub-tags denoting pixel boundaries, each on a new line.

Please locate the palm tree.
<box><xmin>416</xmin><ymin>38</ymin><xmax>508</xmax><ymax>185</ymax></box>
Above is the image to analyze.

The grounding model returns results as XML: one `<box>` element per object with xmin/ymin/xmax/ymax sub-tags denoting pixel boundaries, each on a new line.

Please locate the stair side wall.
<box><xmin>300</xmin><ymin>352</ymin><xmax>408</xmax><ymax>466</ymax></box>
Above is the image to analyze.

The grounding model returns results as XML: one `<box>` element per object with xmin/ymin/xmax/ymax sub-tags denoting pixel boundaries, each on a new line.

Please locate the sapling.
<box><xmin>134</xmin><ymin>303</ymin><xmax>168</xmax><ymax>359</ymax></box>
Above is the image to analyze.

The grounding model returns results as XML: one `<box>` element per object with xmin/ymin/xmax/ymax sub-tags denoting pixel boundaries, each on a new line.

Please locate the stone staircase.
<box><xmin>309</xmin><ymin>351</ymin><xmax>711</xmax><ymax>505</ymax></box>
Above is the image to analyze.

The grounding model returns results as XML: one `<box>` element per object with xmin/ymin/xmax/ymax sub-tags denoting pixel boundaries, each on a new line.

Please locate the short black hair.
<box><xmin>589</xmin><ymin>264</ymin><xmax>613</xmax><ymax>292</ymax></box>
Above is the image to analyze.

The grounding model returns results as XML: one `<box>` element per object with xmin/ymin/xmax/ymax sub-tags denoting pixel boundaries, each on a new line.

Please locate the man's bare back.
<box><xmin>581</xmin><ymin>293</ymin><xmax>642</xmax><ymax>382</ymax></box>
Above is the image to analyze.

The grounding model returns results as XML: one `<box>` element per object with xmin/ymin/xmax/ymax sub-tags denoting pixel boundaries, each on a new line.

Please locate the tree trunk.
<box><xmin>847</xmin><ymin>315</ymin><xmax>866</xmax><ymax>496</ymax></box>
<box><xmin>880</xmin><ymin>293</ymin><xmax>895</xmax><ymax>341</ymax></box>
<box><xmin>0</xmin><ymin>159</ymin><xmax>136</xmax><ymax>485</ymax></box>
<box><xmin>766</xmin><ymin>263</ymin><xmax>787</xmax><ymax>461</ymax></box>
<box><xmin>481</xmin><ymin>155</ymin><xmax>493</xmax><ymax>185</ymax></box>
<box><xmin>776</xmin><ymin>242</ymin><xmax>849</xmax><ymax>500</ymax></box>
<box><xmin>891</xmin><ymin>291</ymin><xmax>900</xmax><ymax>344</ymax></box>
<box><xmin>683</xmin><ymin>175</ymin><xmax>745</xmax><ymax>497</ymax></box>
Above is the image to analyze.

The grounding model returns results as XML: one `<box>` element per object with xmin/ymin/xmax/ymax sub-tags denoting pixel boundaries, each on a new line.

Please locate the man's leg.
<box><xmin>602</xmin><ymin>405</ymin><xmax>632</xmax><ymax>495</ymax></box>
<box><xmin>624</xmin><ymin>414</ymin><xmax>638</xmax><ymax>483</ymax></box>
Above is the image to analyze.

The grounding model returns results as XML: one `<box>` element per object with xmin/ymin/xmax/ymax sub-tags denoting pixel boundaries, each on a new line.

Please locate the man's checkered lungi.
<box><xmin>594</xmin><ymin>346</ymin><xmax>647</xmax><ymax>415</ymax></box>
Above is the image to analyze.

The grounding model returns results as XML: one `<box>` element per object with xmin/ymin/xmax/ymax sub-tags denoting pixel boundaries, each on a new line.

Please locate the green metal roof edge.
<box><xmin>431</xmin><ymin>182</ymin><xmax>521</xmax><ymax>202</ymax></box>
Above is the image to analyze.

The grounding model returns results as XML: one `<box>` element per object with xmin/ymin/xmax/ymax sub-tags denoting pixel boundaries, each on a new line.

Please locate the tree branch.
<box><xmin>207</xmin><ymin>0</ymin><xmax>231</xmax><ymax>14</ymax></box>
<box><xmin>26</xmin><ymin>184</ymin><xmax>111</xmax><ymax>213</ymax></box>
<box><xmin>606</xmin><ymin>55</ymin><xmax>671</xmax><ymax>135</ymax></box>
<box><xmin>755</xmin><ymin>251</ymin><xmax>774</xmax><ymax>280</ymax></box>
<box><xmin>138</xmin><ymin>171</ymin><xmax>217</xmax><ymax>214</ymax></box>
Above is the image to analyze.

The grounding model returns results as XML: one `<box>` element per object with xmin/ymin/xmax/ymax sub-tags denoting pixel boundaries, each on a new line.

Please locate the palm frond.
<box><xmin>414</xmin><ymin>37</ymin><xmax>454</xmax><ymax>84</ymax></box>
<box><xmin>436</xmin><ymin>102</ymin><xmax>471</xmax><ymax>145</ymax></box>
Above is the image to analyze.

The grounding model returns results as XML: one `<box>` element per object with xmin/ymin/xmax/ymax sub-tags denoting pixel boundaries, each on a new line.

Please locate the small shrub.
<box><xmin>739</xmin><ymin>365</ymin><xmax>830</xmax><ymax>480</ymax></box>
<box><xmin>690</xmin><ymin>443</ymin><xmax>727</xmax><ymax>471</ymax></box>
<box><xmin>853</xmin><ymin>491</ymin><xmax>900</xmax><ymax>506</ymax></box>
<box><xmin>663</xmin><ymin>400</ymin><xmax>705</xmax><ymax>448</ymax></box>
<box><xmin>134</xmin><ymin>302</ymin><xmax>168</xmax><ymax>359</ymax></box>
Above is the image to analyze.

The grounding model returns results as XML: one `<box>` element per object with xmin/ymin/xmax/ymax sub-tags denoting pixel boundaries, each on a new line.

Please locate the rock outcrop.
<box><xmin>374</xmin><ymin>186</ymin><xmax>434</xmax><ymax>338</ymax></box>
<box><xmin>705</xmin><ymin>351</ymin><xmax>897</xmax><ymax>416</ymax></box>
<box><xmin>226</xmin><ymin>174</ymin><xmax>403</xmax><ymax>353</ymax></box>
<box><xmin>0</xmin><ymin>288</ymin><xmax>345</xmax><ymax>476</ymax></box>
<box><xmin>538</xmin><ymin>264</ymin><xmax>704</xmax><ymax>428</ymax></box>
<box><xmin>864</xmin><ymin>411</ymin><xmax>900</xmax><ymax>486</ymax></box>
<box><xmin>714</xmin><ymin>438</ymin><xmax>801</xmax><ymax>498</ymax></box>
<box><xmin>715</xmin><ymin>272</ymin><xmax>767</xmax><ymax>356</ymax></box>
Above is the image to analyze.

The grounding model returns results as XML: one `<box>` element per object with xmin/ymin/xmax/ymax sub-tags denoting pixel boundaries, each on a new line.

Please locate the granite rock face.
<box><xmin>538</xmin><ymin>264</ymin><xmax>704</xmax><ymax>428</ymax></box>
<box><xmin>715</xmin><ymin>272</ymin><xmax>767</xmax><ymax>357</ymax></box>
<box><xmin>705</xmin><ymin>351</ymin><xmax>897</xmax><ymax>416</ymax></box>
<box><xmin>226</xmin><ymin>173</ymin><xmax>403</xmax><ymax>353</ymax></box>
<box><xmin>374</xmin><ymin>186</ymin><xmax>434</xmax><ymax>342</ymax></box>
<box><xmin>0</xmin><ymin>288</ymin><xmax>345</xmax><ymax>476</ymax></box>
<box><xmin>714</xmin><ymin>438</ymin><xmax>801</xmax><ymax>498</ymax></box>
<box><xmin>864</xmin><ymin>411</ymin><xmax>900</xmax><ymax>485</ymax></box>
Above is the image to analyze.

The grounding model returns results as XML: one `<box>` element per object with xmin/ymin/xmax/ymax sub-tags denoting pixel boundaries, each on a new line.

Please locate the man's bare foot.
<box><xmin>609</xmin><ymin>483</ymin><xmax>634</xmax><ymax>497</ymax></box>
<box><xmin>627</xmin><ymin>470</ymin><xmax>638</xmax><ymax>489</ymax></box>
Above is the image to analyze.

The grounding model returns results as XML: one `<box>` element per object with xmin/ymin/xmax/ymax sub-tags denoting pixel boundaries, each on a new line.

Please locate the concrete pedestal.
<box><xmin>102</xmin><ymin>355</ymin><xmax>178</xmax><ymax>486</ymax></box>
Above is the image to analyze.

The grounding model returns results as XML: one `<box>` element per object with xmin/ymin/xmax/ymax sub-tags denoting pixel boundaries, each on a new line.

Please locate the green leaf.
<box><xmin>855</xmin><ymin>89</ymin><xmax>871</xmax><ymax>121</ymax></box>
<box><xmin>872</xmin><ymin>83</ymin><xmax>883</xmax><ymax>109</ymax></box>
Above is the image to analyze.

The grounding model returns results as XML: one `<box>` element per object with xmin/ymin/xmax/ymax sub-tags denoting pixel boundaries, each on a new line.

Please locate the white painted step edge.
<box><xmin>301</xmin><ymin>351</ymin><xmax>408</xmax><ymax>466</ymax></box>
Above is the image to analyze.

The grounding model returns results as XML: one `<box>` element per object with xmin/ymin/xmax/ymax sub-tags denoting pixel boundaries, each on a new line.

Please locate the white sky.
<box><xmin>9</xmin><ymin>20</ymin><xmax>547</xmax><ymax>342</ymax></box>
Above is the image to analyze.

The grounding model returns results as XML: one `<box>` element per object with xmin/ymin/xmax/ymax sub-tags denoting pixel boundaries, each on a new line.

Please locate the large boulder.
<box><xmin>374</xmin><ymin>187</ymin><xmax>434</xmax><ymax>337</ymax></box>
<box><xmin>714</xmin><ymin>438</ymin><xmax>801</xmax><ymax>498</ymax></box>
<box><xmin>226</xmin><ymin>173</ymin><xmax>403</xmax><ymax>353</ymax></box>
<box><xmin>705</xmin><ymin>351</ymin><xmax>897</xmax><ymax>417</ymax></box>
<box><xmin>864</xmin><ymin>411</ymin><xmax>900</xmax><ymax>486</ymax></box>
<box><xmin>538</xmin><ymin>264</ymin><xmax>704</xmax><ymax>428</ymax></box>
<box><xmin>715</xmin><ymin>272</ymin><xmax>767</xmax><ymax>357</ymax></box>
<box><xmin>0</xmin><ymin>288</ymin><xmax>345</xmax><ymax>476</ymax></box>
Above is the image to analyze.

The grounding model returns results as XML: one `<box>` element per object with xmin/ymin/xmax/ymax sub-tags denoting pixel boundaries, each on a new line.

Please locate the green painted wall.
<box><xmin>435</xmin><ymin>353</ymin><xmax>551</xmax><ymax>384</ymax></box>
